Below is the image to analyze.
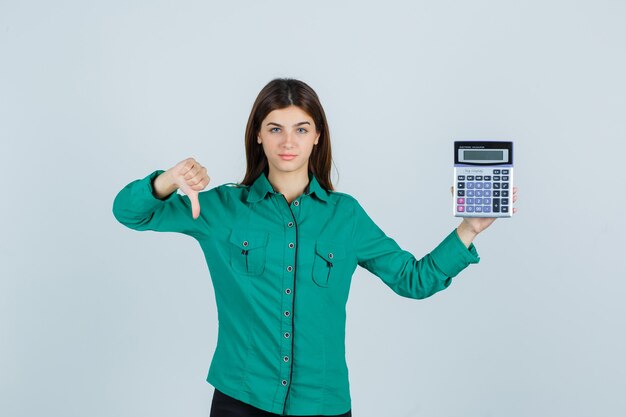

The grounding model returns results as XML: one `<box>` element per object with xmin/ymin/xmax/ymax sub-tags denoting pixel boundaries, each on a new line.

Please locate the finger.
<box><xmin>191</xmin><ymin>176</ymin><xmax>210</xmax><ymax>191</ymax></box>
<box><xmin>184</xmin><ymin>163</ymin><xmax>199</xmax><ymax>180</ymax></box>
<box><xmin>187</xmin><ymin>174</ymin><xmax>204</xmax><ymax>188</ymax></box>
<box><xmin>450</xmin><ymin>185</ymin><xmax>454</xmax><ymax>195</ymax></box>
<box><xmin>188</xmin><ymin>190</ymin><xmax>201</xmax><ymax>219</ymax></box>
<box><xmin>181</xmin><ymin>158</ymin><xmax>196</xmax><ymax>175</ymax></box>
<box><xmin>513</xmin><ymin>208</ymin><xmax>518</xmax><ymax>214</ymax></box>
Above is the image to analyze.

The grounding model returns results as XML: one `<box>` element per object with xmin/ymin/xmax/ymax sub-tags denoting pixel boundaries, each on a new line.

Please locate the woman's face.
<box><xmin>257</xmin><ymin>105</ymin><xmax>320</xmax><ymax>177</ymax></box>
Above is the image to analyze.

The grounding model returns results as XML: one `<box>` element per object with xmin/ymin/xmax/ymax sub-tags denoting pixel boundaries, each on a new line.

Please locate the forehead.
<box><xmin>263</xmin><ymin>105</ymin><xmax>313</xmax><ymax>122</ymax></box>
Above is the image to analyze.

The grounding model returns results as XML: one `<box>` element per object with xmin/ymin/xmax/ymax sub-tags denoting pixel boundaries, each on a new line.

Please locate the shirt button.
<box><xmin>282</xmin><ymin>380</ymin><xmax>288</xmax><ymax>386</ymax></box>
<box><xmin>288</xmin><ymin>222</ymin><xmax>294</xmax><ymax>227</ymax></box>
<box><xmin>287</xmin><ymin>265</ymin><xmax>293</xmax><ymax>272</ymax></box>
<box><xmin>283</xmin><ymin>356</ymin><xmax>289</xmax><ymax>362</ymax></box>
<box><xmin>284</xmin><ymin>311</ymin><xmax>290</xmax><ymax>317</ymax></box>
<box><xmin>284</xmin><ymin>332</ymin><xmax>290</xmax><ymax>338</ymax></box>
<box><xmin>328</xmin><ymin>252</ymin><xmax>334</xmax><ymax>259</ymax></box>
<box><xmin>293</xmin><ymin>200</ymin><xmax>299</xmax><ymax>206</ymax></box>
<box><xmin>288</xmin><ymin>242</ymin><xmax>294</xmax><ymax>248</ymax></box>
<box><xmin>285</xmin><ymin>288</ymin><xmax>291</xmax><ymax>295</ymax></box>
<box><xmin>243</xmin><ymin>241</ymin><xmax>248</xmax><ymax>247</ymax></box>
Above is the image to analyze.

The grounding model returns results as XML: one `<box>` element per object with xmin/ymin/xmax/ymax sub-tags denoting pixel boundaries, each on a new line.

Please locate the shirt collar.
<box><xmin>246</xmin><ymin>170</ymin><xmax>330</xmax><ymax>203</ymax></box>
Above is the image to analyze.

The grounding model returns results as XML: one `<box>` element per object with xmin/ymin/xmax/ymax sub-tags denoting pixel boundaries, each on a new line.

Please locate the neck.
<box><xmin>267</xmin><ymin>168</ymin><xmax>310</xmax><ymax>204</ymax></box>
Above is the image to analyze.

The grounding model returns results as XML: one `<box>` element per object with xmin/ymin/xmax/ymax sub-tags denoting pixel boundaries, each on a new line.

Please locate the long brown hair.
<box><xmin>238</xmin><ymin>78</ymin><xmax>335</xmax><ymax>191</ymax></box>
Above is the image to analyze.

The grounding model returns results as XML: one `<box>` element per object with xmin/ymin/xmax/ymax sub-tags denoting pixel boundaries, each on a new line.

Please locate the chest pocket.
<box><xmin>312</xmin><ymin>240</ymin><xmax>347</xmax><ymax>287</ymax></box>
<box><xmin>229</xmin><ymin>229</ymin><xmax>269</xmax><ymax>276</ymax></box>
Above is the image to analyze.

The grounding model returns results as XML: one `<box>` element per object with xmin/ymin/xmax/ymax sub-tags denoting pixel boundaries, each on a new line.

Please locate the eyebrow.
<box><xmin>266</xmin><ymin>121</ymin><xmax>311</xmax><ymax>127</ymax></box>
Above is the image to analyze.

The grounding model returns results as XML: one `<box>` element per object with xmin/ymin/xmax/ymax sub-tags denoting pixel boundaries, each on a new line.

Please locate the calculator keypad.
<box><xmin>455</xmin><ymin>168</ymin><xmax>512</xmax><ymax>216</ymax></box>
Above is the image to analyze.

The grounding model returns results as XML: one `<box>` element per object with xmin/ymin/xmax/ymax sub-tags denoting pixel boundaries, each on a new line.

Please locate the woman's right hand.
<box><xmin>156</xmin><ymin>157</ymin><xmax>211</xmax><ymax>219</ymax></box>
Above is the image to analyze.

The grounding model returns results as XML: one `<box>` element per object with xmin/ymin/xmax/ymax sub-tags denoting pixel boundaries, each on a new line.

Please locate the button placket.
<box><xmin>281</xmin><ymin>244</ymin><xmax>294</xmax><ymax>384</ymax></box>
<box><xmin>280</xmin><ymin>215</ymin><xmax>297</xmax><ymax>398</ymax></box>
<box><xmin>277</xmin><ymin>193</ymin><xmax>300</xmax><ymax>412</ymax></box>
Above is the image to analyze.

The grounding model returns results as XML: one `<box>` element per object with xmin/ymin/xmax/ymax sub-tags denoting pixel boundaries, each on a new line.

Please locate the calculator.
<box><xmin>453</xmin><ymin>141</ymin><xmax>514</xmax><ymax>218</ymax></box>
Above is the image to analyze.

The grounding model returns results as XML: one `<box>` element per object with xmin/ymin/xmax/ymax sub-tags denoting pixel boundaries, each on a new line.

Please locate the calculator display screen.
<box><xmin>454</xmin><ymin>141</ymin><xmax>513</xmax><ymax>166</ymax></box>
<box><xmin>458</xmin><ymin>148</ymin><xmax>510</xmax><ymax>164</ymax></box>
<box><xmin>463</xmin><ymin>150</ymin><xmax>504</xmax><ymax>161</ymax></box>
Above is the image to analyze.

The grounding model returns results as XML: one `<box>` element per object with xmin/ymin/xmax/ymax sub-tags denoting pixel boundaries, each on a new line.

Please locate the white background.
<box><xmin>1</xmin><ymin>1</ymin><xmax>625</xmax><ymax>416</ymax></box>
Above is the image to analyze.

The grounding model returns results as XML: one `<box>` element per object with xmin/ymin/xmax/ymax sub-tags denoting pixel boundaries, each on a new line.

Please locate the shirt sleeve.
<box><xmin>112</xmin><ymin>169</ymin><xmax>210</xmax><ymax>240</ymax></box>
<box><xmin>352</xmin><ymin>198</ymin><xmax>480</xmax><ymax>299</ymax></box>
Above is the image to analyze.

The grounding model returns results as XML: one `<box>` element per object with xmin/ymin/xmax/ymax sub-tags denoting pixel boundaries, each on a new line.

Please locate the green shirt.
<box><xmin>112</xmin><ymin>169</ymin><xmax>480</xmax><ymax>415</ymax></box>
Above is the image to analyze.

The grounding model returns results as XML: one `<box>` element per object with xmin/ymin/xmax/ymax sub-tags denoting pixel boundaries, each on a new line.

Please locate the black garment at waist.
<box><xmin>210</xmin><ymin>388</ymin><xmax>353</xmax><ymax>417</ymax></box>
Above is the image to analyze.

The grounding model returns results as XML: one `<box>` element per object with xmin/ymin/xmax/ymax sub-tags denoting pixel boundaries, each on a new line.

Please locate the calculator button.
<box><xmin>467</xmin><ymin>182</ymin><xmax>474</xmax><ymax>189</ymax></box>
<box><xmin>457</xmin><ymin>206</ymin><xmax>465</xmax><ymax>212</ymax></box>
<box><xmin>466</xmin><ymin>206</ymin><xmax>475</xmax><ymax>213</ymax></box>
<box><xmin>475</xmin><ymin>206</ymin><xmax>483</xmax><ymax>213</ymax></box>
<box><xmin>501</xmin><ymin>206</ymin><xmax>509</xmax><ymax>213</ymax></box>
<box><xmin>475</xmin><ymin>190</ymin><xmax>483</xmax><ymax>197</ymax></box>
<box><xmin>483</xmin><ymin>206</ymin><xmax>491</xmax><ymax>213</ymax></box>
<box><xmin>475</xmin><ymin>198</ymin><xmax>482</xmax><ymax>205</ymax></box>
<box><xmin>457</xmin><ymin>198</ymin><xmax>465</xmax><ymax>204</ymax></box>
<box><xmin>501</xmin><ymin>198</ymin><xmax>509</xmax><ymax>205</ymax></box>
<box><xmin>502</xmin><ymin>169</ymin><xmax>509</xmax><ymax>174</ymax></box>
<box><xmin>457</xmin><ymin>182</ymin><xmax>465</xmax><ymax>189</ymax></box>
<box><xmin>493</xmin><ymin>169</ymin><xmax>501</xmax><ymax>174</ymax></box>
<box><xmin>457</xmin><ymin>190</ymin><xmax>465</xmax><ymax>196</ymax></box>
<box><xmin>476</xmin><ymin>176</ymin><xmax>483</xmax><ymax>181</ymax></box>
<box><xmin>484</xmin><ymin>190</ymin><xmax>491</xmax><ymax>197</ymax></box>
<box><xmin>483</xmin><ymin>198</ymin><xmax>491</xmax><ymax>205</ymax></box>
<box><xmin>493</xmin><ymin>190</ymin><xmax>500</xmax><ymax>197</ymax></box>
<box><xmin>502</xmin><ymin>183</ymin><xmax>509</xmax><ymax>189</ymax></box>
<box><xmin>502</xmin><ymin>176</ymin><xmax>509</xmax><ymax>181</ymax></box>
<box><xmin>467</xmin><ymin>176</ymin><xmax>474</xmax><ymax>180</ymax></box>
<box><xmin>484</xmin><ymin>176</ymin><xmax>491</xmax><ymax>180</ymax></box>
<box><xmin>467</xmin><ymin>198</ymin><xmax>474</xmax><ymax>204</ymax></box>
<box><xmin>493</xmin><ymin>198</ymin><xmax>501</xmax><ymax>212</ymax></box>
<box><xmin>483</xmin><ymin>182</ymin><xmax>491</xmax><ymax>189</ymax></box>
<box><xmin>458</xmin><ymin>175</ymin><xmax>465</xmax><ymax>180</ymax></box>
<box><xmin>502</xmin><ymin>190</ymin><xmax>509</xmax><ymax>197</ymax></box>
<box><xmin>475</xmin><ymin>182</ymin><xmax>483</xmax><ymax>189</ymax></box>
<box><xmin>493</xmin><ymin>183</ymin><xmax>501</xmax><ymax>189</ymax></box>
<box><xmin>493</xmin><ymin>176</ymin><xmax>500</xmax><ymax>181</ymax></box>
<box><xmin>467</xmin><ymin>190</ymin><xmax>475</xmax><ymax>197</ymax></box>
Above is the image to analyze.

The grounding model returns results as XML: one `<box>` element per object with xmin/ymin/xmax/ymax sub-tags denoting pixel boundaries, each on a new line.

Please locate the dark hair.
<box><xmin>238</xmin><ymin>78</ymin><xmax>335</xmax><ymax>191</ymax></box>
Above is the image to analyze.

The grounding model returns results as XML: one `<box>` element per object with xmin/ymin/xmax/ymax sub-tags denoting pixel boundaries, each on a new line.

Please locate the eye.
<box><xmin>270</xmin><ymin>127</ymin><xmax>280</xmax><ymax>133</ymax></box>
<box><xmin>297</xmin><ymin>127</ymin><xmax>308</xmax><ymax>133</ymax></box>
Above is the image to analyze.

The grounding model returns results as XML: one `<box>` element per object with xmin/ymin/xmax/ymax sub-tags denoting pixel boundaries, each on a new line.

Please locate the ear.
<box><xmin>315</xmin><ymin>132</ymin><xmax>320</xmax><ymax>144</ymax></box>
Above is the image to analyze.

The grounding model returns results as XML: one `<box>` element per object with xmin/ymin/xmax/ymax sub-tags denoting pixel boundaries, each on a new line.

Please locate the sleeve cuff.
<box><xmin>429</xmin><ymin>228</ymin><xmax>480</xmax><ymax>278</ymax></box>
<box><xmin>146</xmin><ymin>169</ymin><xmax>178</xmax><ymax>202</ymax></box>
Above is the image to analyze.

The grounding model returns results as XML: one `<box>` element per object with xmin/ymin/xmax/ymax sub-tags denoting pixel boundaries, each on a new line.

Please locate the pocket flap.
<box><xmin>315</xmin><ymin>241</ymin><xmax>346</xmax><ymax>263</ymax></box>
<box><xmin>229</xmin><ymin>229</ymin><xmax>269</xmax><ymax>250</ymax></box>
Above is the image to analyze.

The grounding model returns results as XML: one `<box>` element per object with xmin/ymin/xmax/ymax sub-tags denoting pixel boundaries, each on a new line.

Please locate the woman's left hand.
<box><xmin>451</xmin><ymin>186</ymin><xmax>518</xmax><ymax>245</ymax></box>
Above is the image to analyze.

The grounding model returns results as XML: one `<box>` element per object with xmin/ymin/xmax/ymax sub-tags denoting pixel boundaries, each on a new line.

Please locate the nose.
<box><xmin>282</xmin><ymin>131</ymin><xmax>296</xmax><ymax>147</ymax></box>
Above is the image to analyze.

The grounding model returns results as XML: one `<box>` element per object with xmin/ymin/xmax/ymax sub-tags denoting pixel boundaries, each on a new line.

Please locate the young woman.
<box><xmin>112</xmin><ymin>78</ymin><xmax>518</xmax><ymax>417</ymax></box>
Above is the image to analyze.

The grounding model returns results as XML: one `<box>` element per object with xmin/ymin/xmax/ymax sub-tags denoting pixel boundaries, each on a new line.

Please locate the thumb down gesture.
<box><xmin>167</xmin><ymin>157</ymin><xmax>211</xmax><ymax>219</ymax></box>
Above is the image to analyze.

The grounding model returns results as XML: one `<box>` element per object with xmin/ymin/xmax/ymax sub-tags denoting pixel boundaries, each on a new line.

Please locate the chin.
<box><xmin>270</xmin><ymin>161</ymin><xmax>306</xmax><ymax>174</ymax></box>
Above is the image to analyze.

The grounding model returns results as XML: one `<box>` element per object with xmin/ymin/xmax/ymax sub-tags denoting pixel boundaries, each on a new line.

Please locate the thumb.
<box><xmin>188</xmin><ymin>190</ymin><xmax>201</xmax><ymax>219</ymax></box>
